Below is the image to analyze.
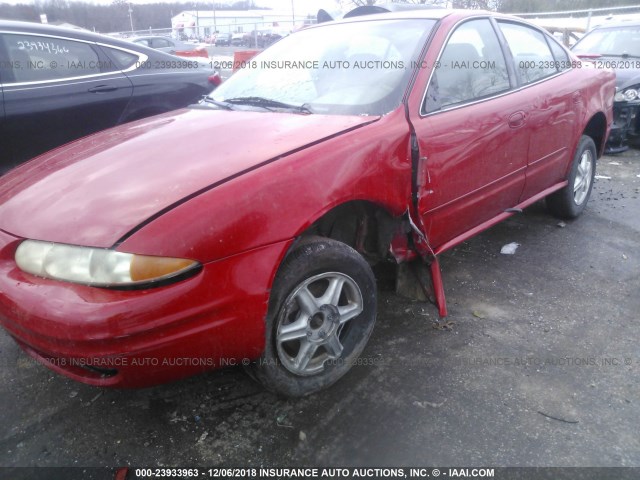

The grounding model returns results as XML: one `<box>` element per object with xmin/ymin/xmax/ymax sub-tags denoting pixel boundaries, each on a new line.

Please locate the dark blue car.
<box><xmin>0</xmin><ymin>21</ymin><xmax>220</xmax><ymax>172</ymax></box>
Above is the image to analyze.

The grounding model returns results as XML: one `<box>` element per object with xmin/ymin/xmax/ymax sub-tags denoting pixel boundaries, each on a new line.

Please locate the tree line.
<box><xmin>0</xmin><ymin>1</ymin><xmax>264</xmax><ymax>33</ymax></box>
<box><xmin>1</xmin><ymin>0</ymin><xmax>639</xmax><ymax>34</ymax></box>
<box><xmin>346</xmin><ymin>0</ymin><xmax>640</xmax><ymax>13</ymax></box>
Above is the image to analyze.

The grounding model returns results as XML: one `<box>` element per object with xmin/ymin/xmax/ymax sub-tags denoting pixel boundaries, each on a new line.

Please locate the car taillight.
<box><xmin>208</xmin><ymin>73</ymin><xmax>222</xmax><ymax>87</ymax></box>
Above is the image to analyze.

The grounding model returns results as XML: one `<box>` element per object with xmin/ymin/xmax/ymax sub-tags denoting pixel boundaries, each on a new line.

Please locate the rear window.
<box><xmin>102</xmin><ymin>47</ymin><xmax>139</xmax><ymax>70</ymax></box>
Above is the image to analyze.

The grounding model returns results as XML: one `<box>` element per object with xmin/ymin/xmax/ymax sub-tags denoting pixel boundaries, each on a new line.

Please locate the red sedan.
<box><xmin>0</xmin><ymin>10</ymin><xmax>614</xmax><ymax>396</ymax></box>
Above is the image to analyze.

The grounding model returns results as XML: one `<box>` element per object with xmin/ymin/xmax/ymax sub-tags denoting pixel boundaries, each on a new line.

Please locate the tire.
<box><xmin>249</xmin><ymin>236</ymin><xmax>377</xmax><ymax>397</ymax></box>
<box><xmin>547</xmin><ymin>135</ymin><xmax>597</xmax><ymax>219</ymax></box>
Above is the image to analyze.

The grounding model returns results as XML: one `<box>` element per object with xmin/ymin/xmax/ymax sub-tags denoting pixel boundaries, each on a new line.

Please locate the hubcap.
<box><xmin>276</xmin><ymin>272</ymin><xmax>363</xmax><ymax>376</ymax></box>
<box><xmin>573</xmin><ymin>149</ymin><xmax>593</xmax><ymax>206</ymax></box>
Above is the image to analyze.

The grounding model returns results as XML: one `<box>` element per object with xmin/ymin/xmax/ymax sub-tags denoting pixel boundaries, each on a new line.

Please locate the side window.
<box><xmin>102</xmin><ymin>47</ymin><xmax>139</xmax><ymax>70</ymax></box>
<box><xmin>2</xmin><ymin>33</ymin><xmax>101</xmax><ymax>83</ymax></box>
<box><xmin>498</xmin><ymin>22</ymin><xmax>557</xmax><ymax>84</ymax></box>
<box><xmin>153</xmin><ymin>38</ymin><xmax>173</xmax><ymax>49</ymax></box>
<box><xmin>424</xmin><ymin>19</ymin><xmax>510</xmax><ymax>113</ymax></box>
<box><xmin>547</xmin><ymin>37</ymin><xmax>571</xmax><ymax>71</ymax></box>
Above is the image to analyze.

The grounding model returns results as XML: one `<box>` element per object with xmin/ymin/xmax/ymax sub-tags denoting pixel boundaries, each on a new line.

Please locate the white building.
<box><xmin>171</xmin><ymin>10</ymin><xmax>307</xmax><ymax>38</ymax></box>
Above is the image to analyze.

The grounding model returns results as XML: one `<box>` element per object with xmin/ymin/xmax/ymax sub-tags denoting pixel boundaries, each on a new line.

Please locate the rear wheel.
<box><xmin>547</xmin><ymin>135</ymin><xmax>597</xmax><ymax>219</ymax></box>
<box><xmin>250</xmin><ymin>236</ymin><xmax>377</xmax><ymax>397</ymax></box>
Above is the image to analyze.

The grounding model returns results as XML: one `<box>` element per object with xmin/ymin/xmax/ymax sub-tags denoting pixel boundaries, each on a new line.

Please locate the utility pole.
<box><xmin>195</xmin><ymin>1</ymin><xmax>199</xmax><ymax>40</ymax></box>
<box><xmin>212</xmin><ymin>1</ymin><xmax>217</xmax><ymax>33</ymax></box>
<box><xmin>128</xmin><ymin>3</ymin><xmax>134</xmax><ymax>32</ymax></box>
<box><xmin>291</xmin><ymin>0</ymin><xmax>295</xmax><ymax>28</ymax></box>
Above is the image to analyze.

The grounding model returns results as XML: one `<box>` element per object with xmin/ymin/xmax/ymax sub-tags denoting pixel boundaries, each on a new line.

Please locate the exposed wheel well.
<box><xmin>295</xmin><ymin>201</ymin><xmax>403</xmax><ymax>264</ymax></box>
<box><xmin>583</xmin><ymin>112</ymin><xmax>608</xmax><ymax>158</ymax></box>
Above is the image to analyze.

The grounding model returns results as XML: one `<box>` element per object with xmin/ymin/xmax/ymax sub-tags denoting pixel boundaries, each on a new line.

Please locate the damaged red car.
<box><xmin>0</xmin><ymin>10</ymin><xmax>614</xmax><ymax>396</ymax></box>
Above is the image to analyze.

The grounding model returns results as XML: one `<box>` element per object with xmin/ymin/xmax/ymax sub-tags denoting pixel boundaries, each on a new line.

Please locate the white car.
<box><xmin>130</xmin><ymin>35</ymin><xmax>207</xmax><ymax>58</ymax></box>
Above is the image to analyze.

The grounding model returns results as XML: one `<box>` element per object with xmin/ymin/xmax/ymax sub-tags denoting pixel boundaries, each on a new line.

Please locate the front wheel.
<box><xmin>547</xmin><ymin>135</ymin><xmax>597</xmax><ymax>219</ymax></box>
<box><xmin>250</xmin><ymin>236</ymin><xmax>377</xmax><ymax>397</ymax></box>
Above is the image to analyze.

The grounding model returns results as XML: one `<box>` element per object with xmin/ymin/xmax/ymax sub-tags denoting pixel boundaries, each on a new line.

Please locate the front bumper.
<box><xmin>0</xmin><ymin>229</ymin><xmax>290</xmax><ymax>387</ymax></box>
<box><xmin>606</xmin><ymin>101</ymin><xmax>640</xmax><ymax>153</ymax></box>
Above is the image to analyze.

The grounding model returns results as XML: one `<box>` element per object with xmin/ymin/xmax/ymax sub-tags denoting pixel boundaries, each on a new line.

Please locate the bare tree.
<box><xmin>452</xmin><ymin>0</ymin><xmax>501</xmax><ymax>9</ymax></box>
<box><xmin>339</xmin><ymin>0</ymin><xmax>500</xmax><ymax>7</ymax></box>
<box><xmin>347</xmin><ymin>0</ymin><xmax>378</xmax><ymax>5</ymax></box>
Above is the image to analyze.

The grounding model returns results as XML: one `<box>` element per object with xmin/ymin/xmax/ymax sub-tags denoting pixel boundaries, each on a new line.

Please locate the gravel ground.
<box><xmin>0</xmin><ymin>149</ymin><xmax>638</xmax><ymax>473</ymax></box>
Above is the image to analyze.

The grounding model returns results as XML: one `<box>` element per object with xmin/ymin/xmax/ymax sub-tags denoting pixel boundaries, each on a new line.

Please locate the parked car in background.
<box><xmin>214</xmin><ymin>33</ymin><xmax>231</xmax><ymax>46</ymax></box>
<box><xmin>130</xmin><ymin>35</ymin><xmax>209</xmax><ymax>59</ymax></box>
<box><xmin>0</xmin><ymin>21</ymin><xmax>220</xmax><ymax>172</ymax></box>
<box><xmin>242</xmin><ymin>28</ymin><xmax>289</xmax><ymax>48</ymax></box>
<box><xmin>230</xmin><ymin>32</ymin><xmax>245</xmax><ymax>46</ymax></box>
<box><xmin>572</xmin><ymin>21</ymin><xmax>640</xmax><ymax>152</ymax></box>
<box><xmin>0</xmin><ymin>11</ymin><xmax>614</xmax><ymax>397</ymax></box>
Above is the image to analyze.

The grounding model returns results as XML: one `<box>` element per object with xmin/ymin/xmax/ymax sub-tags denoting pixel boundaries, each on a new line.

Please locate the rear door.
<box><xmin>0</xmin><ymin>31</ymin><xmax>134</xmax><ymax>170</ymax></box>
<box><xmin>409</xmin><ymin>17</ymin><xmax>528</xmax><ymax>249</ymax></box>
<box><xmin>496</xmin><ymin>20</ymin><xmax>579</xmax><ymax>200</ymax></box>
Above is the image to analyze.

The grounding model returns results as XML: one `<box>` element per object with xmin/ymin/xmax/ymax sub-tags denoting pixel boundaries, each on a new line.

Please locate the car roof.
<box><xmin>0</xmin><ymin>19</ymin><xmax>152</xmax><ymax>51</ymax></box>
<box><xmin>591</xmin><ymin>20</ymin><xmax>640</xmax><ymax>29</ymax></box>
<box><xmin>343</xmin><ymin>4</ymin><xmax>443</xmax><ymax>18</ymax></box>
<box><xmin>335</xmin><ymin>8</ymin><xmax>454</xmax><ymax>22</ymax></box>
<box><xmin>307</xmin><ymin>9</ymin><xmax>552</xmax><ymax>37</ymax></box>
<box><xmin>309</xmin><ymin>9</ymin><xmax>518</xmax><ymax>28</ymax></box>
<box><xmin>131</xmin><ymin>35</ymin><xmax>173</xmax><ymax>41</ymax></box>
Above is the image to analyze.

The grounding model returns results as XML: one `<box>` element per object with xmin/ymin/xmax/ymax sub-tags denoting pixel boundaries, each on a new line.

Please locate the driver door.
<box><xmin>409</xmin><ymin>18</ymin><xmax>528</xmax><ymax>249</ymax></box>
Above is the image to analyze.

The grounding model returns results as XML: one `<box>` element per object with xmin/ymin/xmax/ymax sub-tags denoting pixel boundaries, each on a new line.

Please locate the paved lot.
<box><xmin>1</xmin><ymin>149</ymin><xmax>639</xmax><ymax>470</ymax></box>
<box><xmin>206</xmin><ymin>45</ymin><xmax>260</xmax><ymax>80</ymax></box>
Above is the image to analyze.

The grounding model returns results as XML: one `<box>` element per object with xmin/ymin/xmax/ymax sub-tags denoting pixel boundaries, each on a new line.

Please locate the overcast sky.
<box><xmin>0</xmin><ymin>0</ymin><xmax>343</xmax><ymax>16</ymax></box>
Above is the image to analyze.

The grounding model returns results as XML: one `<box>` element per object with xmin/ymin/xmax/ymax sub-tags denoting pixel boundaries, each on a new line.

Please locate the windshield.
<box><xmin>207</xmin><ymin>19</ymin><xmax>436</xmax><ymax>116</ymax></box>
<box><xmin>573</xmin><ymin>26</ymin><xmax>640</xmax><ymax>57</ymax></box>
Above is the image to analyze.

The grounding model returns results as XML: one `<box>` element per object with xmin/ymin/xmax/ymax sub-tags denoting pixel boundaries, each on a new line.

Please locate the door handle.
<box><xmin>88</xmin><ymin>85</ymin><xmax>118</xmax><ymax>93</ymax></box>
<box><xmin>508</xmin><ymin>111</ymin><xmax>526</xmax><ymax>128</ymax></box>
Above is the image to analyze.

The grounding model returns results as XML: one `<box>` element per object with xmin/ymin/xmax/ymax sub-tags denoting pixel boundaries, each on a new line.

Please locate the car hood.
<box><xmin>573</xmin><ymin>54</ymin><xmax>640</xmax><ymax>89</ymax></box>
<box><xmin>0</xmin><ymin>108</ymin><xmax>378</xmax><ymax>248</ymax></box>
<box><xmin>613</xmin><ymin>67</ymin><xmax>640</xmax><ymax>90</ymax></box>
<box><xmin>591</xmin><ymin>56</ymin><xmax>640</xmax><ymax>89</ymax></box>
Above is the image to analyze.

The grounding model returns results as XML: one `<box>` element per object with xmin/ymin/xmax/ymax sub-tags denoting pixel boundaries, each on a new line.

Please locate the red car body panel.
<box><xmin>0</xmin><ymin>228</ymin><xmax>289</xmax><ymax>387</ymax></box>
<box><xmin>0</xmin><ymin>10</ymin><xmax>616</xmax><ymax>388</ymax></box>
<box><xmin>0</xmin><ymin>109</ymin><xmax>378</xmax><ymax>248</ymax></box>
<box><xmin>406</xmin><ymin>13</ymin><xmax>615</xmax><ymax>248</ymax></box>
<box><xmin>0</xmin><ymin>108</ymin><xmax>414</xmax><ymax>387</ymax></box>
<box><xmin>118</xmin><ymin>108</ymin><xmax>413</xmax><ymax>262</ymax></box>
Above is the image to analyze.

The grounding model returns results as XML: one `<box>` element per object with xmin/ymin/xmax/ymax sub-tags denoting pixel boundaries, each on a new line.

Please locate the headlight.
<box><xmin>15</xmin><ymin>240</ymin><xmax>201</xmax><ymax>288</ymax></box>
<box><xmin>616</xmin><ymin>87</ymin><xmax>640</xmax><ymax>102</ymax></box>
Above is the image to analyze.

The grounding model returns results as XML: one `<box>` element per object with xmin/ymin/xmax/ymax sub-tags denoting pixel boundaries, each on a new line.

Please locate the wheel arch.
<box><xmin>582</xmin><ymin>111</ymin><xmax>608</xmax><ymax>158</ymax></box>
<box><xmin>287</xmin><ymin>200</ymin><xmax>403</xmax><ymax>265</ymax></box>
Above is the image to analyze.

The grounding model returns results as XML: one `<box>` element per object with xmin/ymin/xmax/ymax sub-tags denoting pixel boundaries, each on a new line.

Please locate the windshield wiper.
<box><xmin>201</xmin><ymin>97</ymin><xmax>234</xmax><ymax>110</ymax></box>
<box><xmin>600</xmin><ymin>53</ymin><xmax>640</xmax><ymax>59</ymax></box>
<box><xmin>223</xmin><ymin>96</ymin><xmax>313</xmax><ymax>114</ymax></box>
